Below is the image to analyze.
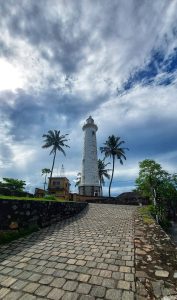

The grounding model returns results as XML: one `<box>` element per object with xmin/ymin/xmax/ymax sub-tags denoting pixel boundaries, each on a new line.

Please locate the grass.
<box><xmin>0</xmin><ymin>225</ymin><xmax>39</xmax><ymax>245</ymax></box>
<box><xmin>0</xmin><ymin>195</ymin><xmax>66</xmax><ymax>202</ymax></box>
<box><xmin>139</xmin><ymin>205</ymin><xmax>155</xmax><ymax>224</ymax></box>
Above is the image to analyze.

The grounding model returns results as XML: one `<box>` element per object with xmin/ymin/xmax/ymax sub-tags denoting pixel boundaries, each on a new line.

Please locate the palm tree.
<box><xmin>41</xmin><ymin>168</ymin><xmax>51</xmax><ymax>190</ymax></box>
<box><xmin>100</xmin><ymin>135</ymin><xmax>128</xmax><ymax>197</ymax></box>
<box><xmin>74</xmin><ymin>172</ymin><xmax>81</xmax><ymax>188</ymax></box>
<box><xmin>42</xmin><ymin>130</ymin><xmax>70</xmax><ymax>179</ymax></box>
<box><xmin>98</xmin><ymin>159</ymin><xmax>111</xmax><ymax>196</ymax></box>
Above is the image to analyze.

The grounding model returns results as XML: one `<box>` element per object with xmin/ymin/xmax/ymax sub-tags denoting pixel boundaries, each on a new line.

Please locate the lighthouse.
<box><xmin>79</xmin><ymin>116</ymin><xmax>100</xmax><ymax>196</ymax></box>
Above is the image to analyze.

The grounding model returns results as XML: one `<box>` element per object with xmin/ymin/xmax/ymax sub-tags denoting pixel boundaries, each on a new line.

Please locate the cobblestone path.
<box><xmin>0</xmin><ymin>204</ymin><xmax>136</xmax><ymax>300</ymax></box>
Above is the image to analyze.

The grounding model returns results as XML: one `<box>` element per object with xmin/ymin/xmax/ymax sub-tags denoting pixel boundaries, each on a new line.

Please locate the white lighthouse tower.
<box><xmin>79</xmin><ymin>116</ymin><xmax>100</xmax><ymax>196</ymax></box>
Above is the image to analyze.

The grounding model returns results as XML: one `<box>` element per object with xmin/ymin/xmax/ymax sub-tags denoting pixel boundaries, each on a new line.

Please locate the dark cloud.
<box><xmin>0</xmin><ymin>88</ymin><xmax>109</xmax><ymax>141</ymax></box>
<box><xmin>0</xmin><ymin>1</ymin><xmax>89</xmax><ymax>73</ymax></box>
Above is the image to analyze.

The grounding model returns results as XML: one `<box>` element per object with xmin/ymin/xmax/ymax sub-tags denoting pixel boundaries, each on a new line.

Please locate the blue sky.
<box><xmin>0</xmin><ymin>0</ymin><xmax>177</xmax><ymax>195</ymax></box>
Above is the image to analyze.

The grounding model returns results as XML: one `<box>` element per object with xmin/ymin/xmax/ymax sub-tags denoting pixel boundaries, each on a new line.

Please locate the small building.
<box><xmin>35</xmin><ymin>188</ymin><xmax>45</xmax><ymax>198</ymax></box>
<box><xmin>48</xmin><ymin>177</ymin><xmax>70</xmax><ymax>200</ymax></box>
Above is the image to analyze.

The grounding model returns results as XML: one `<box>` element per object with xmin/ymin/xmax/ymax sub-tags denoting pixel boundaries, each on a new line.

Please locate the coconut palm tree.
<box><xmin>42</xmin><ymin>130</ymin><xmax>70</xmax><ymax>179</ymax></box>
<box><xmin>74</xmin><ymin>172</ymin><xmax>81</xmax><ymax>188</ymax></box>
<box><xmin>41</xmin><ymin>168</ymin><xmax>51</xmax><ymax>190</ymax></box>
<box><xmin>98</xmin><ymin>159</ymin><xmax>111</xmax><ymax>196</ymax></box>
<box><xmin>100</xmin><ymin>135</ymin><xmax>128</xmax><ymax>197</ymax></box>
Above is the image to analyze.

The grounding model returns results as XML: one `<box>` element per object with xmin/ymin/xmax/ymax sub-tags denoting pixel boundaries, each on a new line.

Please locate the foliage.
<box><xmin>44</xmin><ymin>195</ymin><xmax>57</xmax><ymax>200</ymax></box>
<box><xmin>98</xmin><ymin>159</ymin><xmax>111</xmax><ymax>196</ymax></box>
<box><xmin>74</xmin><ymin>172</ymin><xmax>81</xmax><ymax>187</ymax></box>
<box><xmin>0</xmin><ymin>178</ymin><xmax>26</xmax><ymax>196</ymax></box>
<box><xmin>135</xmin><ymin>159</ymin><xmax>168</xmax><ymax>199</ymax></box>
<box><xmin>42</xmin><ymin>130</ymin><xmax>70</xmax><ymax>179</ymax></box>
<box><xmin>136</xmin><ymin>159</ymin><xmax>177</xmax><ymax>226</ymax></box>
<box><xmin>41</xmin><ymin>168</ymin><xmax>51</xmax><ymax>191</ymax></box>
<box><xmin>100</xmin><ymin>135</ymin><xmax>128</xmax><ymax>197</ymax></box>
<box><xmin>0</xmin><ymin>178</ymin><xmax>26</xmax><ymax>191</ymax></box>
<box><xmin>0</xmin><ymin>195</ymin><xmax>65</xmax><ymax>202</ymax></box>
<box><xmin>139</xmin><ymin>205</ymin><xmax>154</xmax><ymax>225</ymax></box>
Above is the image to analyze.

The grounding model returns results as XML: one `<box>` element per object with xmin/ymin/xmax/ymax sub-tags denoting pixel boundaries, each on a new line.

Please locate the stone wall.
<box><xmin>0</xmin><ymin>199</ymin><xmax>88</xmax><ymax>230</ymax></box>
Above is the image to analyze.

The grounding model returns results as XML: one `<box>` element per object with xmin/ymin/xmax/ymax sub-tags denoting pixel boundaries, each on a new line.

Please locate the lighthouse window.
<box><xmin>92</xmin><ymin>131</ymin><xmax>95</xmax><ymax>135</ymax></box>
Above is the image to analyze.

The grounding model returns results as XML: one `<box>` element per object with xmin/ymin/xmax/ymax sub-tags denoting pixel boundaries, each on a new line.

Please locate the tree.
<box><xmin>0</xmin><ymin>178</ymin><xmax>26</xmax><ymax>195</ymax></box>
<box><xmin>98</xmin><ymin>159</ymin><xmax>111</xmax><ymax>196</ymax></box>
<box><xmin>74</xmin><ymin>172</ymin><xmax>81</xmax><ymax>188</ymax></box>
<box><xmin>42</xmin><ymin>130</ymin><xmax>70</xmax><ymax>179</ymax></box>
<box><xmin>41</xmin><ymin>168</ymin><xmax>51</xmax><ymax>191</ymax></box>
<box><xmin>135</xmin><ymin>159</ymin><xmax>177</xmax><ymax>224</ymax></box>
<box><xmin>100</xmin><ymin>135</ymin><xmax>128</xmax><ymax>197</ymax></box>
<box><xmin>135</xmin><ymin>159</ymin><xmax>168</xmax><ymax>203</ymax></box>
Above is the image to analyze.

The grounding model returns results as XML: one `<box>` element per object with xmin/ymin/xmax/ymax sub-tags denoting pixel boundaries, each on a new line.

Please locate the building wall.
<box><xmin>48</xmin><ymin>177</ymin><xmax>70</xmax><ymax>199</ymax></box>
<box><xmin>0</xmin><ymin>199</ymin><xmax>88</xmax><ymax>230</ymax></box>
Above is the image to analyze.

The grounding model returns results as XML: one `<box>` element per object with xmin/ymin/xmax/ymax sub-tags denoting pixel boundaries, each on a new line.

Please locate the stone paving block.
<box><xmin>112</xmin><ymin>272</ymin><xmax>124</xmax><ymax>280</ymax></box>
<box><xmin>39</xmin><ymin>275</ymin><xmax>54</xmax><ymax>285</ymax></box>
<box><xmin>90</xmin><ymin>285</ymin><xmax>106</xmax><ymax>298</ymax></box>
<box><xmin>53</xmin><ymin>270</ymin><xmax>67</xmax><ymax>278</ymax></box>
<box><xmin>18</xmin><ymin>271</ymin><xmax>33</xmax><ymax>280</ymax></box>
<box><xmin>55</xmin><ymin>263</ymin><xmax>66</xmax><ymax>270</ymax></box>
<box><xmin>66</xmin><ymin>259</ymin><xmax>76</xmax><ymax>265</ymax></box>
<box><xmin>102</xmin><ymin>278</ymin><xmax>116</xmax><ymax>288</ymax></box>
<box><xmin>77</xmin><ymin>273</ymin><xmax>90</xmax><ymax>282</ymax></box>
<box><xmin>11</xmin><ymin>279</ymin><xmax>28</xmax><ymax>290</ymax></box>
<box><xmin>79</xmin><ymin>295</ymin><xmax>95</xmax><ymax>300</ymax></box>
<box><xmin>88</xmin><ymin>268</ymin><xmax>100</xmax><ymax>276</ymax></box>
<box><xmin>42</xmin><ymin>267</ymin><xmax>55</xmax><ymax>275</ymax></box>
<box><xmin>34</xmin><ymin>285</ymin><xmax>52</xmax><ymax>296</ymax></box>
<box><xmin>61</xmin><ymin>292</ymin><xmax>79</xmax><ymax>300</ymax></box>
<box><xmin>89</xmin><ymin>275</ymin><xmax>103</xmax><ymax>285</ymax></box>
<box><xmin>50</xmin><ymin>277</ymin><xmax>66</xmax><ymax>288</ymax></box>
<box><xmin>47</xmin><ymin>288</ymin><xmax>64</xmax><ymax>299</ymax></box>
<box><xmin>117</xmin><ymin>280</ymin><xmax>130</xmax><ymax>290</ymax></box>
<box><xmin>126</xmin><ymin>260</ymin><xmax>134</xmax><ymax>267</ymax></box>
<box><xmin>63</xmin><ymin>280</ymin><xmax>78</xmax><ymax>292</ymax></box>
<box><xmin>99</xmin><ymin>270</ymin><xmax>112</xmax><ymax>278</ymax></box>
<box><xmin>75</xmin><ymin>266</ymin><xmax>88</xmax><ymax>273</ymax></box>
<box><xmin>86</xmin><ymin>261</ymin><xmax>97</xmax><ymax>268</ymax></box>
<box><xmin>119</xmin><ymin>266</ymin><xmax>131</xmax><ymax>273</ymax></box>
<box><xmin>0</xmin><ymin>287</ymin><xmax>10</xmax><ymax>299</ymax></box>
<box><xmin>75</xmin><ymin>260</ymin><xmax>86</xmax><ymax>266</ymax></box>
<box><xmin>65</xmin><ymin>272</ymin><xmax>78</xmax><ymax>280</ymax></box>
<box><xmin>65</xmin><ymin>265</ymin><xmax>77</xmax><ymax>271</ymax></box>
<box><xmin>3</xmin><ymin>291</ymin><xmax>23</xmax><ymax>300</ymax></box>
<box><xmin>125</xmin><ymin>273</ymin><xmax>134</xmax><ymax>282</ymax></box>
<box><xmin>23</xmin><ymin>282</ymin><xmax>40</xmax><ymax>293</ymax></box>
<box><xmin>0</xmin><ymin>267</ymin><xmax>13</xmax><ymax>274</ymax></box>
<box><xmin>105</xmin><ymin>288</ymin><xmax>122</xmax><ymax>299</ymax></box>
<box><xmin>76</xmin><ymin>283</ymin><xmax>91</xmax><ymax>294</ymax></box>
<box><xmin>28</xmin><ymin>273</ymin><xmax>42</xmax><ymax>282</ymax></box>
<box><xmin>19</xmin><ymin>294</ymin><xmax>37</xmax><ymax>300</ymax></box>
<box><xmin>122</xmin><ymin>290</ymin><xmax>134</xmax><ymax>300</ymax></box>
<box><xmin>108</xmin><ymin>265</ymin><xmax>119</xmax><ymax>272</ymax></box>
<box><xmin>1</xmin><ymin>276</ymin><xmax>17</xmax><ymax>287</ymax></box>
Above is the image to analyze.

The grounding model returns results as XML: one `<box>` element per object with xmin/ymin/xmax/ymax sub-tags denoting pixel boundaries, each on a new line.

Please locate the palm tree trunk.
<box><xmin>109</xmin><ymin>155</ymin><xmax>115</xmax><ymax>197</ymax></box>
<box><xmin>50</xmin><ymin>150</ymin><xmax>56</xmax><ymax>179</ymax></box>
<box><xmin>100</xmin><ymin>180</ymin><xmax>102</xmax><ymax>196</ymax></box>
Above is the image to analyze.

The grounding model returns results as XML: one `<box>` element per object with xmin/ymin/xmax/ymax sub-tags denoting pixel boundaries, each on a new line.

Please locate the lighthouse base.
<box><xmin>79</xmin><ymin>185</ymin><xmax>100</xmax><ymax>197</ymax></box>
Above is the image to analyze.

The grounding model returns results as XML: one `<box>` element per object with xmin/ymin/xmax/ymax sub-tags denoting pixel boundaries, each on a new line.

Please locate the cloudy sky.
<box><xmin>0</xmin><ymin>0</ymin><xmax>177</xmax><ymax>196</ymax></box>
